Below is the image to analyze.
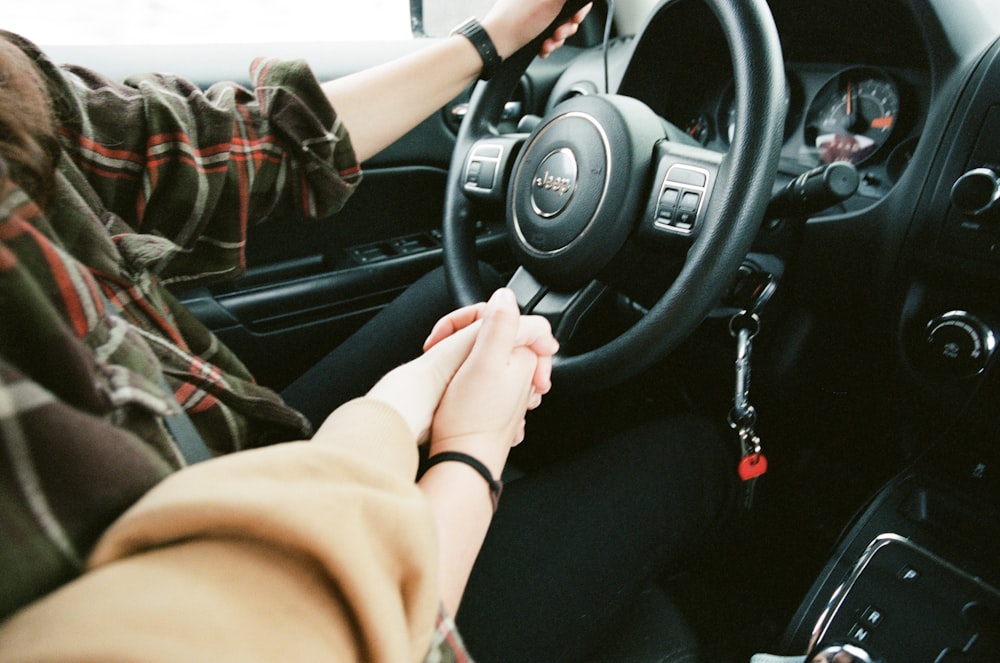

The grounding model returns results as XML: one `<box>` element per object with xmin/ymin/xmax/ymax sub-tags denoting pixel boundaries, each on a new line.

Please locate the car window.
<box><xmin>420</xmin><ymin>0</ymin><xmax>497</xmax><ymax>36</ymax></box>
<box><xmin>4</xmin><ymin>0</ymin><xmax>413</xmax><ymax>45</ymax></box>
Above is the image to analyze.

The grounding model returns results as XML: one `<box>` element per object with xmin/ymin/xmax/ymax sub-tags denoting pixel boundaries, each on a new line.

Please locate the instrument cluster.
<box><xmin>682</xmin><ymin>65</ymin><xmax>920</xmax><ymax>190</ymax></box>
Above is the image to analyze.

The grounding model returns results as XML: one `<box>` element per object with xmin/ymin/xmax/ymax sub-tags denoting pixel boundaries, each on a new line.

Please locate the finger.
<box><xmin>512</xmin><ymin>419</ymin><xmax>527</xmax><ymax>446</ymax></box>
<box><xmin>551</xmin><ymin>2</ymin><xmax>592</xmax><ymax>36</ymax></box>
<box><xmin>515</xmin><ymin>317</ymin><xmax>559</xmax><ymax>357</ymax></box>
<box><xmin>555</xmin><ymin>20</ymin><xmax>581</xmax><ymax>41</ymax></box>
<box><xmin>541</xmin><ymin>34</ymin><xmax>570</xmax><ymax>57</ymax></box>
<box><xmin>467</xmin><ymin>288</ymin><xmax>522</xmax><ymax>370</ymax></box>
<box><xmin>532</xmin><ymin>353</ymin><xmax>553</xmax><ymax>395</ymax></box>
<box><xmin>540</xmin><ymin>41</ymin><xmax>559</xmax><ymax>58</ymax></box>
<box><xmin>554</xmin><ymin>4</ymin><xmax>591</xmax><ymax>40</ymax></box>
<box><xmin>423</xmin><ymin>302</ymin><xmax>487</xmax><ymax>351</ymax></box>
<box><xmin>539</xmin><ymin>3</ymin><xmax>591</xmax><ymax>58</ymax></box>
<box><xmin>509</xmin><ymin>346</ymin><xmax>542</xmax><ymax>398</ymax></box>
<box><xmin>420</xmin><ymin>320</ymin><xmax>481</xmax><ymax>380</ymax></box>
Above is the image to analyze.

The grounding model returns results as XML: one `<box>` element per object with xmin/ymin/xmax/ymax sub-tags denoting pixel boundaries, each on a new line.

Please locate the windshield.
<box><xmin>4</xmin><ymin>0</ymin><xmax>413</xmax><ymax>45</ymax></box>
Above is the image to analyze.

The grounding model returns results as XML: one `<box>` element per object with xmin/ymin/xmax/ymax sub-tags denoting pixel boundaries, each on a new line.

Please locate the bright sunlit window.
<box><xmin>4</xmin><ymin>0</ymin><xmax>413</xmax><ymax>45</ymax></box>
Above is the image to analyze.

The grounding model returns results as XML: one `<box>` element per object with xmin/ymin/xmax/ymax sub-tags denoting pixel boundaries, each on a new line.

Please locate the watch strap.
<box><xmin>451</xmin><ymin>17</ymin><xmax>502</xmax><ymax>81</ymax></box>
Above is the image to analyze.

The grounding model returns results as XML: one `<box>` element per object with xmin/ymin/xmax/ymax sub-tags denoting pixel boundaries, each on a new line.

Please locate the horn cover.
<box><xmin>508</xmin><ymin>94</ymin><xmax>665</xmax><ymax>289</ymax></box>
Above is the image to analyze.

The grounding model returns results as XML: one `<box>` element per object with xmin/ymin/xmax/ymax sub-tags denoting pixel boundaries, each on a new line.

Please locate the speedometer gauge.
<box><xmin>804</xmin><ymin>67</ymin><xmax>900</xmax><ymax>165</ymax></box>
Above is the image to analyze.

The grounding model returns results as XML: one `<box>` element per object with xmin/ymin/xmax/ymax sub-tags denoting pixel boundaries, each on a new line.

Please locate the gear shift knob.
<box><xmin>809</xmin><ymin>642</ymin><xmax>878</xmax><ymax>663</ymax></box>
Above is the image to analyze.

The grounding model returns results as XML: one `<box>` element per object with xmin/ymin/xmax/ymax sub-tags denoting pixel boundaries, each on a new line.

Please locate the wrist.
<box><xmin>450</xmin><ymin>17</ymin><xmax>503</xmax><ymax>80</ymax></box>
<box><xmin>428</xmin><ymin>435</ymin><xmax>509</xmax><ymax>481</ymax></box>
<box><xmin>424</xmin><ymin>451</ymin><xmax>503</xmax><ymax>512</ymax></box>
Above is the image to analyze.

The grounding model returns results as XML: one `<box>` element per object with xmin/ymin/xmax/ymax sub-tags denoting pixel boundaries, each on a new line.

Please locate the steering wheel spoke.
<box><xmin>507</xmin><ymin>267</ymin><xmax>610</xmax><ymax>346</ymax></box>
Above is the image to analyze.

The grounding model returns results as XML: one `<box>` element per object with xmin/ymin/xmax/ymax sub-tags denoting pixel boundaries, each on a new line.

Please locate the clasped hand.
<box><xmin>365</xmin><ymin>288</ymin><xmax>558</xmax><ymax>475</ymax></box>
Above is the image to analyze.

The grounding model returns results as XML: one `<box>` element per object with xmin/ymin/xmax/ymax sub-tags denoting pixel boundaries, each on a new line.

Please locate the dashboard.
<box><xmin>550</xmin><ymin>0</ymin><xmax>934</xmax><ymax>209</ymax></box>
<box><xmin>544</xmin><ymin>0</ymin><xmax>1000</xmax><ymax>408</ymax></box>
<box><xmin>547</xmin><ymin>2</ymin><xmax>1000</xmax><ymax>658</ymax></box>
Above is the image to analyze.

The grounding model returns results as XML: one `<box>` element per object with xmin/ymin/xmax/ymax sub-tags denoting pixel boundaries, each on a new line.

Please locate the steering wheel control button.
<box><xmin>467</xmin><ymin>161</ymin><xmax>483</xmax><ymax>184</ymax></box>
<box><xmin>660</xmin><ymin>188</ymin><xmax>680</xmax><ymax>206</ymax></box>
<box><xmin>464</xmin><ymin>144</ymin><xmax>504</xmax><ymax>194</ymax></box>
<box><xmin>653</xmin><ymin>164</ymin><xmax>710</xmax><ymax>235</ymax></box>
<box><xmin>656</xmin><ymin>188</ymin><xmax>680</xmax><ymax>221</ymax></box>
<box><xmin>530</xmin><ymin>148</ymin><xmax>578</xmax><ymax>218</ymax></box>
<box><xmin>681</xmin><ymin>191</ymin><xmax>701</xmax><ymax>210</ymax></box>
<box><xmin>669</xmin><ymin>166</ymin><xmax>708</xmax><ymax>188</ymax></box>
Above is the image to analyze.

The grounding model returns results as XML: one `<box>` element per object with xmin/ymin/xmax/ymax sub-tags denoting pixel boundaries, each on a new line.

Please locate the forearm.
<box><xmin>417</xmin><ymin>462</ymin><xmax>498</xmax><ymax>617</ymax></box>
<box><xmin>415</xmin><ymin>289</ymin><xmax>544</xmax><ymax>615</ymax></box>
<box><xmin>322</xmin><ymin>34</ymin><xmax>483</xmax><ymax>162</ymax></box>
<box><xmin>321</xmin><ymin>0</ymin><xmax>586</xmax><ymax>162</ymax></box>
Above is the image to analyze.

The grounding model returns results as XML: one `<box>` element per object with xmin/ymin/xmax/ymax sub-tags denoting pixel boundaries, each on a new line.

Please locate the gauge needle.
<box><xmin>871</xmin><ymin>116</ymin><xmax>895</xmax><ymax>130</ymax></box>
<box><xmin>845</xmin><ymin>81</ymin><xmax>859</xmax><ymax>131</ymax></box>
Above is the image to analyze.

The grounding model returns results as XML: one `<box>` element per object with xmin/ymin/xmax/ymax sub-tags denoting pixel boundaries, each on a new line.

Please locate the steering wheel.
<box><xmin>443</xmin><ymin>0</ymin><xmax>786</xmax><ymax>389</ymax></box>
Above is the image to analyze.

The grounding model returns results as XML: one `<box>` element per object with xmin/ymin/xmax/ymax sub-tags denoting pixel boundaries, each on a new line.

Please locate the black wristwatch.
<box><xmin>451</xmin><ymin>17</ymin><xmax>502</xmax><ymax>81</ymax></box>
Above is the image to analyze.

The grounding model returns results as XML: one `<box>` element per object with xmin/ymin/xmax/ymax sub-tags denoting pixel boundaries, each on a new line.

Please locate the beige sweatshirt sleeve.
<box><xmin>0</xmin><ymin>398</ymin><xmax>440</xmax><ymax>663</ymax></box>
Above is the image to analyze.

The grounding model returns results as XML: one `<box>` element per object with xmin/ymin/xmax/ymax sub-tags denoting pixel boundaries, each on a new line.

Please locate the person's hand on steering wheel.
<box><xmin>481</xmin><ymin>0</ymin><xmax>593</xmax><ymax>60</ymax></box>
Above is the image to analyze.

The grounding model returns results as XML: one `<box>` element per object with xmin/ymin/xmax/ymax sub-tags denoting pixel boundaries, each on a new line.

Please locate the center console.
<box><xmin>781</xmin><ymin>409</ymin><xmax>1000</xmax><ymax>662</ymax></box>
<box><xmin>805</xmin><ymin>534</ymin><xmax>999</xmax><ymax>662</ymax></box>
<box><xmin>780</xmin><ymin>28</ymin><xmax>1000</xmax><ymax>663</ymax></box>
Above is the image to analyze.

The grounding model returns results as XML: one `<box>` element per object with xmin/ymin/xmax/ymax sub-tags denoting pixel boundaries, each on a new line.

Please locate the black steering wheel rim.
<box><xmin>443</xmin><ymin>0</ymin><xmax>786</xmax><ymax>389</ymax></box>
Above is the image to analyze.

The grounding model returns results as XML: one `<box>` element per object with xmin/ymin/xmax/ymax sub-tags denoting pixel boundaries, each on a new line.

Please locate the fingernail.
<box><xmin>490</xmin><ymin>288</ymin><xmax>516</xmax><ymax>307</ymax></box>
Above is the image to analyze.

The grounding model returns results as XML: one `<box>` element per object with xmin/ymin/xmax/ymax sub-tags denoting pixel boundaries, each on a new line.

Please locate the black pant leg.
<box><xmin>282</xmin><ymin>263</ymin><xmax>737</xmax><ymax>663</ymax></box>
<box><xmin>456</xmin><ymin>414</ymin><xmax>739</xmax><ymax>663</ymax></box>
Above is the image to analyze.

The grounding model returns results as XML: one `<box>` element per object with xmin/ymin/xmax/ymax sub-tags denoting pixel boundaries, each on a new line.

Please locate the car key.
<box><xmin>729</xmin><ymin>310</ymin><xmax>768</xmax><ymax>509</ymax></box>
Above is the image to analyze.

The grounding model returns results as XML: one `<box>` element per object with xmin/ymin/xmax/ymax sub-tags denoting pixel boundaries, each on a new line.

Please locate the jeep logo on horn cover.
<box><xmin>535</xmin><ymin>171</ymin><xmax>573</xmax><ymax>195</ymax></box>
<box><xmin>531</xmin><ymin>148</ymin><xmax>578</xmax><ymax>218</ymax></box>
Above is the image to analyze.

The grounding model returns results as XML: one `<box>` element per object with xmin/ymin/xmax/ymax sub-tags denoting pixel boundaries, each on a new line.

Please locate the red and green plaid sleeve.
<box><xmin>0</xmin><ymin>35</ymin><xmax>365</xmax><ymax>619</ymax></box>
<box><xmin>53</xmin><ymin>52</ymin><xmax>362</xmax><ymax>286</ymax></box>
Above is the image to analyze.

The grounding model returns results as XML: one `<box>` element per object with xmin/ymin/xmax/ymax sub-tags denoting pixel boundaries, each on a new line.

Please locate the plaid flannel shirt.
<box><xmin>0</xmin><ymin>32</ymin><xmax>472</xmax><ymax>661</ymax></box>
